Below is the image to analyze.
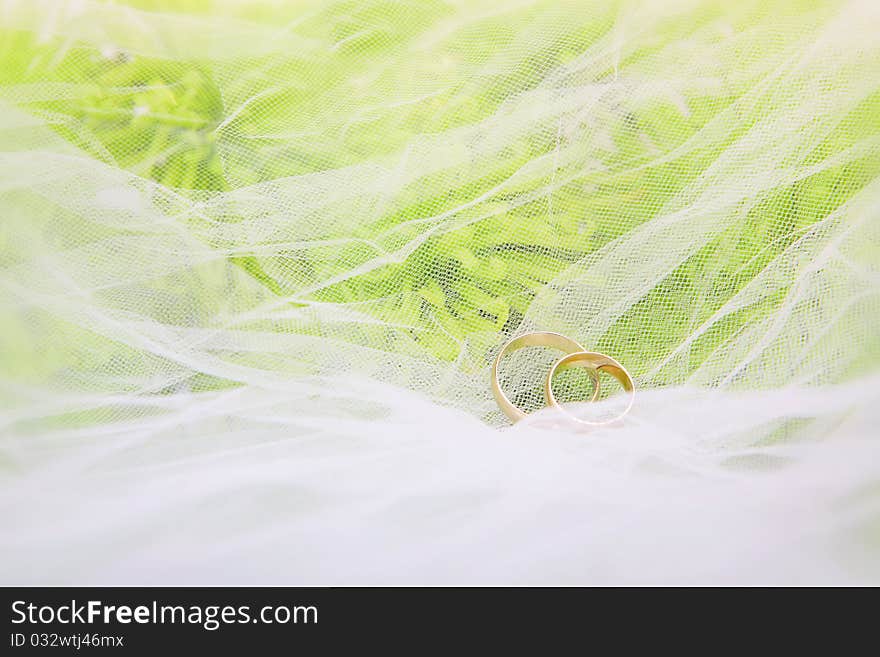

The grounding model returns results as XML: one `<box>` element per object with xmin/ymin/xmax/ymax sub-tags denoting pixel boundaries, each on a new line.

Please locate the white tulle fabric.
<box><xmin>1</xmin><ymin>0</ymin><xmax>879</xmax><ymax>583</ymax></box>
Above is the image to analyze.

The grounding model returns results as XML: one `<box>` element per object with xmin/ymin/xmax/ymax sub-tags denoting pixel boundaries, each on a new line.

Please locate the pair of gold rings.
<box><xmin>491</xmin><ymin>332</ymin><xmax>635</xmax><ymax>425</ymax></box>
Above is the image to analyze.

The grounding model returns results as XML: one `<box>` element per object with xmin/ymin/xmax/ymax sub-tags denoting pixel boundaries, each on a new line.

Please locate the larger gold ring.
<box><xmin>544</xmin><ymin>351</ymin><xmax>635</xmax><ymax>426</ymax></box>
<box><xmin>492</xmin><ymin>332</ymin><xmax>600</xmax><ymax>422</ymax></box>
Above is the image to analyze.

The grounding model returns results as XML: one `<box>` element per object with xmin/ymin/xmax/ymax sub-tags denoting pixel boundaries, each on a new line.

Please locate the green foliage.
<box><xmin>1</xmin><ymin>0</ymin><xmax>876</xmax><ymax>383</ymax></box>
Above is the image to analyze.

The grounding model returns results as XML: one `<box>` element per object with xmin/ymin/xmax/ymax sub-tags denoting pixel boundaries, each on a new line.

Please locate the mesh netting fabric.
<box><xmin>1</xmin><ymin>0</ymin><xmax>879</xmax><ymax>583</ymax></box>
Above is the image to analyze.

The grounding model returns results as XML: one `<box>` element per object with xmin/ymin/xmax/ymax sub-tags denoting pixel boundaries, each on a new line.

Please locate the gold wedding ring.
<box><xmin>544</xmin><ymin>351</ymin><xmax>635</xmax><ymax>426</ymax></box>
<box><xmin>491</xmin><ymin>332</ymin><xmax>599</xmax><ymax>422</ymax></box>
<box><xmin>492</xmin><ymin>332</ymin><xmax>635</xmax><ymax>426</ymax></box>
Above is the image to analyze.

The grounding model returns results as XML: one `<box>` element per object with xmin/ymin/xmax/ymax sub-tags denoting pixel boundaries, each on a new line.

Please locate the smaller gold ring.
<box><xmin>492</xmin><ymin>332</ymin><xmax>600</xmax><ymax>422</ymax></box>
<box><xmin>544</xmin><ymin>351</ymin><xmax>635</xmax><ymax>426</ymax></box>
